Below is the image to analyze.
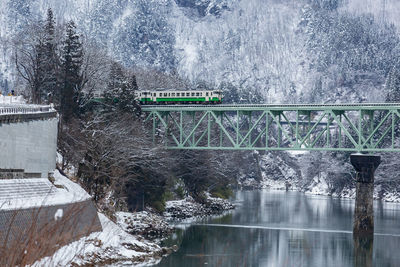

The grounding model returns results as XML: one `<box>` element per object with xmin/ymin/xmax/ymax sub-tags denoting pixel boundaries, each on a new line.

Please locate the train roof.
<box><xmin>137</xmin><ymin>89</ymin><xmax>221</xmax><ymax>92</ymax></box>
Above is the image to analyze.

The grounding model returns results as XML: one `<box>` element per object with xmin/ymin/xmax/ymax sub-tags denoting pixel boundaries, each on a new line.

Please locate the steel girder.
<box><xmin>142</xmin><ymin>104</ymin><xmax>400</xmax><ymax>152</ymax></box>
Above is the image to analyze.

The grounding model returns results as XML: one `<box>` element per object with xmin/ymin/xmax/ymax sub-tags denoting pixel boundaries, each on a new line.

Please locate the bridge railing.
<box><xmin>0</xmin><ymin>105</ymin><xmax>54</xmax><ymax>115</ymax></box>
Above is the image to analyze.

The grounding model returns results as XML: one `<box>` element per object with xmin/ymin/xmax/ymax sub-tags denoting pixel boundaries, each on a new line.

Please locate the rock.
<box><xmin>116</xmin><ymin>211</ymin><xmax>173</xmax><ymax>240</ymax></box>
<box><xmin>163</xmin><ymin>195</ymin><xmax>235</xmax><ymax>220</ymax></box>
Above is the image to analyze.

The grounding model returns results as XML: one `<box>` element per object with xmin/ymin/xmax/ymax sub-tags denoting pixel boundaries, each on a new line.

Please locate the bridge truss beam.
<box><xmin>142</xmin><ymin>104</ymin><xmax>400</xmax><ymax>153</ymax></box>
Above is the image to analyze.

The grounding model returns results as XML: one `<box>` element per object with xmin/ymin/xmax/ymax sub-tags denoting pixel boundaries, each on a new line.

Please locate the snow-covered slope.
<box><xmin>27</xmin><ymin>170</ymin><xmax>166</xmax><ymax>266</ymax></box>
<box><xmin>1</xmin><ymin>0</ymin><xmax>397</xmax><ymax>101</ymax></box>
<box><xmin>32</xmin><ymin>213</ymin><xmax>163</xmax><ymax>266</ymax></box>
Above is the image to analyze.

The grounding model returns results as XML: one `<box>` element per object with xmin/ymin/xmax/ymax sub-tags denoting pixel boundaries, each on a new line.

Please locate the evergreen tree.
<box><xmin>104</xmin><ymin>63</ymin><xmax>140</xmax><ymax>113</ymax></box>
<box><xmin>42</xmin><ymin>8</ymin><xmax>58</xmax><ymax>104</ymax></box>
<box><xmin>219</xmin><ymin>82</ymin><xmax>239</xmax><ymax>104</ymax></box>
<box><xmin>119</xmin><ymin>74</ymin><xmax>139</xmax><ymax>112</ymax></box>
<box><xmin>112</xmin><ymin>0</ymin><xmax>175</xmax><ymax>71</ymax></box>
<box><xmin>104</xmin><ymin>62</ymin><xmax>124</xmax><ymax>105</ymax></box>
<box><xmin>60</xmin><ymin>20</ymin><xmax>83</xmax><ymax>121</ymax></box>
<box><xmin>385</xmin><ymin>67</ymin><xmax>400</xmax><ymax>103</ymax></box>
<box><xmin>32</xmin><ymin>38</ymin><xmax>46</xmax><ymax>104</ymax></box>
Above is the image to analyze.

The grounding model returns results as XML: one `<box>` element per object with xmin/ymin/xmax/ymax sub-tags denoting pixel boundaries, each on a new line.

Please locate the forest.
<box><xmin>3</xmin><ymin>0</ymin><xmax>400</xmax><ymax>213</ymax></box>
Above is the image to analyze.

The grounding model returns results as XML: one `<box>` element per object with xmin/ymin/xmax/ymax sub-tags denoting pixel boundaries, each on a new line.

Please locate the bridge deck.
<box><xmin>142</xmin><ymin>103</ymin><xmax>400</xmax><ymax>111</ymax></box>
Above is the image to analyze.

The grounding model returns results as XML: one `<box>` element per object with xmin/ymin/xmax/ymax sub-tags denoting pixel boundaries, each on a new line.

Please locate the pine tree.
<box><xmin>385</xmin><ymin>67</ymin><xmax>400</xmax><ymax>103</ymax></box>
<box><xmin>33</xmin><ymin>38</ymin><xmax>46</xmax><ymax>104</ymax></box>
<box><xmin>104</xmin><ymin>63</ymin><xmax>140</xmax><ymax>113</ymax></box>
<box><xmin>119</xmin><ymin>74</ymin><xmax>139</xmax><ymax>112</ymax></box>
<box><xmin>42</xmin><ymin>8</ymin><xmax>58</xmax><ymax>104</ymax></box>
<box><xmin>60</xmin><ymin>20</ymin><xmax>83</xmax><ymax>121</ymax></box>
<box><xmin>104</xmin><ymin>62</ymin><xmax>124</xmax><ymax>106</ymax></box>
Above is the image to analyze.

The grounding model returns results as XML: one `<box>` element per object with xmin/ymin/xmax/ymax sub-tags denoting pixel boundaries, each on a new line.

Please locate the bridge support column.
<box><xmin>351</xmin><ymin>154</ymin><xmax>380</xmax><ymax>267</ymax></box>
<box><xmin>350</xmin><ymin>154</ymin><xmax>380</xmax><ymax>236</ymax></box>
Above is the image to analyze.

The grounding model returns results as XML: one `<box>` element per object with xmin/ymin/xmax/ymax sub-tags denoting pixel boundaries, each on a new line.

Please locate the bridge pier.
<box><xmin>350</xmin><ymin>154</ymin><xmax>381</xmax><ymax>236</ymax></box>
<box><xmin>351</xmin><ymin>154</ymin><xmax>380</xmax><ymax>267</ymax></box>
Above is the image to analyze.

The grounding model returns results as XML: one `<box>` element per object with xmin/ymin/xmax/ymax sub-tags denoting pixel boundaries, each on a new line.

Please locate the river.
<box><xmin>155</xmin><ymin>190</ymin><xmax>400</xmax><ymax>267</ymax></box>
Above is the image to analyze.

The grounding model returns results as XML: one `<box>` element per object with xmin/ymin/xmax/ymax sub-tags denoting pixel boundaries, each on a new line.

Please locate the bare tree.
<box><xmin>13</xmin><ymin>20</ymin><xmax>46</xmax><ymax>103</ymax></box>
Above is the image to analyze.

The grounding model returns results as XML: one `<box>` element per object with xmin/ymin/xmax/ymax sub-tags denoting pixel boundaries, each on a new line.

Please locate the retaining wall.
<box><xmin>0</xmin><ymin>199</ymin><xmax>102</xmax><ymax>265</ymax></box>
<box><xmin>0</xmin><ymin>114</ymin><xmax>58</xmax><ymax>178</ymax></box>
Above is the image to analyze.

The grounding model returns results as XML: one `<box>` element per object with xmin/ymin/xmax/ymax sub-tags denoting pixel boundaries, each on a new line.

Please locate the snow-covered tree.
<box><xmin>385</xmin><ymin>66</ymin><xmax>400</xmax><ymax>102</ymax></box>
<box><xmin>104</xmin><ymin>62</ymin><xmax>125</xmax><ymax>104</ymax></box>
<box><xmin>60</xmin><ymin>20</ymin><xmax>83</xmax><ymax>121</ymax></box>
<box><xmin>112</xmin><ymin>0</ymin><xmax>176</xmax><ymax>71</ymax></box>
<box><xmin>41</xmin><ymin>8</ymin><xmax>59</xmax><ymax>104</ymax></box>
<box><xmin>104</xmin><ymin>62</ymin><xmax>140</xmax><ymax>112</ymax></box>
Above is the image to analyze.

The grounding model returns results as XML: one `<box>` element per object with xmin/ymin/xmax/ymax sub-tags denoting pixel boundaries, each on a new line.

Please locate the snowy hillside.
<box><xmin>2</xmin><ymin>0</ymin><xmax>400</xmax><ymax>201</ymax></box>
<box><xmin>0</xmin><ymin>0</ymin><xmax>398</xmax><ymax>102</ymax></box>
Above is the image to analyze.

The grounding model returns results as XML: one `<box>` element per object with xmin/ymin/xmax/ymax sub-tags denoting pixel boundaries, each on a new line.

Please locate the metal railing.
<box><xmin>0</xmin><ymin>105</ymin><xmax>54</xmax><ymax>115</ymax></box>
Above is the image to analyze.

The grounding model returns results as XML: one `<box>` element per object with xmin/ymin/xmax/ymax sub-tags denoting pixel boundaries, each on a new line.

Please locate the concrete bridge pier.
<box><xmin>350</xmin><ymin>154</ymin><xmax>381</xmax><ymax>236</ymax></box>
<box><xmin>350</xmin><ymin>154</ymin><xmax>380</xmax><ymax>267</ymax></box>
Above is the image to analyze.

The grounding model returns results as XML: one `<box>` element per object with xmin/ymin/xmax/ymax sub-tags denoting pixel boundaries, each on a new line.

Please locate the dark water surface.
<box><xmin>155</xmin><ymin>190</ymin><xmax>400</xmax><ymax>267</ymax></box>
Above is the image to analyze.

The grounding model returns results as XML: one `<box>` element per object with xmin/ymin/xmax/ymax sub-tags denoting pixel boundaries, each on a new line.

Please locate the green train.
<box><xmin>135</xmin><ymin>90</ymin><xmax>223</xmax><ymax>105</ymax></box>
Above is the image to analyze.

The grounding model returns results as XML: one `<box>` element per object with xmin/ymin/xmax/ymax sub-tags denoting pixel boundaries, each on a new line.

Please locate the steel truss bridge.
<box><xmin>142</xmin><ymin>103</ymin><xmax>400</xmax><ymax>153</ymax></box>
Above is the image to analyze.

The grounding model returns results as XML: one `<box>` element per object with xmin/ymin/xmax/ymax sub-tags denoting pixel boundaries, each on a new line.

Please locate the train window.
<box><xmin>168</xmin><ymin>93</ymin><xmax>170</xmax><ymax>96</ymax></box>
<box><xmin>206</xmin><ymin>92</ymin><xmax>209</xmax><ymax>96</ymax></box>
<box><xmin>172</xmin><ymin>93</ymin><xmax>175</xmax><ymax>96</ymax></box>
<box><xmin>196</xmin><ymin>92</ymin><xmax>200</xmax><ymax>96</ymax></box>
<box><xmin>191</xmin><ymin>92</ymin><xmax>195</xmax><ymax>96</ymax></box>
<box><xmin>164</xmin><ymin>93</ymin><xmax>167</xmax><ymax>96</ymax></box>
<box><xmin>177</xmin><ymin>93</ymin><xmax>180</xmax><ymax>96</ymax></box>
<box><xmin>159</xmin><ymin>93</ymin><xmax>162</xmax><ymax>97</ymax></box>
<box><xmin>186</xmin><ymin>93</ymin><xmax>190</xmax><ymax>96</ymax></box>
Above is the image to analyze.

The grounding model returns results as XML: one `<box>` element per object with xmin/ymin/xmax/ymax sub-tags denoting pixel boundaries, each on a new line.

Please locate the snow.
<box><xmin>0</xmin><ymin>170</ymin><xmax>90</xmax><ymax>211</ymax></box>
<box><xmin>52</xmin><ymin>169</ymin><xmax>90</xmax><ymax>200</ymax></box>
<box><xmin>304</xmin><ymin>173</ymin><xmax>330</xmax><ymax>196</ymax></box>
<box><xmin>0</xmin><ymin>95</ymin><xmax>25</xmax><ymax>104</ymax></box>
<box><xmin>288</xmin><ymin>150</ymin><xmax>309</xmax><ymax>156</ymax></box>
<box><xmin>10</xmin><ymin>170</ymin><xmax>167</xmax><ymax>266</ymax></box>
<box><xmin>163</xmin><ymin>195</ymin><xmax>234</xmax><ymax>221</ymax></box>
<box><xmin>116</xmin><ymin>211</ymin><xmax>172</xmax><ymax>239</ymax></box>
<box><xmin>54</xmin><ymin>208</ymin><xmax>64</xmax><ymax>221</ymax></box>
<box><xmin>31</xmin><ymin>213</ymin><xmax>162</xmax><ymax>267</ymax></box>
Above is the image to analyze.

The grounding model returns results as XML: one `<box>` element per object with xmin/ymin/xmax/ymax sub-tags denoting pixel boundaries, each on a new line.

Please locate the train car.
<box><xmin>135</xmin><ymin>90</ymin><xmax>223</xmax><ymax>105</ymax></box>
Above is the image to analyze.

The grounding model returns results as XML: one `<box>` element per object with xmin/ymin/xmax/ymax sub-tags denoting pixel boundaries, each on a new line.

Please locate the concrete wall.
<box><xmin>0</xmin><ymin>117</ymin><xmax>58</xmax><ymax>177</ymax></box>
<box><xmin>0</xmin><ymin>199</ymin><xmax>102</xmax><ymax>265</ymax></box>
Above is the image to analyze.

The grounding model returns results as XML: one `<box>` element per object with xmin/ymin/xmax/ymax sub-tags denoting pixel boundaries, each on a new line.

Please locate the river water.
<box><xmin>155</xmin><ymin>190</ymin><xmax>400</xmax><ymax>267</ymax></box>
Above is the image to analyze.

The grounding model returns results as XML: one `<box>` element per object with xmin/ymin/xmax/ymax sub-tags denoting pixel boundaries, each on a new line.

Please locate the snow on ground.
<box><xmin>304</xmin><ymin>173</ymin><xmax>330</xmax><ymax>196</ymax></box>
<box><xmin>21</xmin><ymin>170</ymin><xmax>170</xmax><ymax>266</ymax></box>
<box><xmin>163</xmin><ymin>195</ymin><xmax>234</xmax><ymax>220</ymax></box>
<box><xmin>116</xmin><ymin>211</ymin><xmax>173</xmax><ymax>239</ymax></box>
<box><xmin>287</xmin><ymin>150</ymin><xmax>310</xmax><ymax>156</ymax></box>
<box><xmin>163</xmin><ymin>197</ymin><xmax>204</xmax><ymax>220</ymax></box>
<box><xmin>52</xmin><ymin>169</ymin><xmax>90</xmax><ymax>200</ymax></box>
<box><xmin>0</xmin><ymin>95</ymin><xmax>25</xmax><ymax>104</ymax></box>
<box><xmin>0</xmin><ymin>171</ymin><xmax>90</xmax><ymax>210</ymax></box>
<box><xmin>260</xmin><ymin>168</ymin><xmax>400</xmax><ymax>202</ymax></box>
<box><xmin>31</xmin><ymin>213</ymin><xmax>163</xmax><ymax>266</ymax></box>
<box><xmin>260</xmin><ymin>178</ymin><xmax>297</xmax><ymax>191</ymax></box>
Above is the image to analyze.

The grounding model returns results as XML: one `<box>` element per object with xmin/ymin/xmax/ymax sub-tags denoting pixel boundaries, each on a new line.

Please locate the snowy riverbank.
<box><xmin>164</xmin><ymin>195</ymin><xmax>235</xmax><ymax>220</ymax></box>
<box><xmin>249</xmin><ymin>172</ymin><xmax>400</xmax><ymax>203</ymax></box>
<box><xmin>243</xmin><ymin>151</ymin><xmax>400</xmax><ymax>203</ymax></box>
<box><xmin>33</xmin><ymin>213</ymin><xmax>166</xmax><ymax>266</ymax></box>
<box><xmin>30</xmin><ymin>170</ymin><xmax>235</xmax><ymax>266</ymax></box>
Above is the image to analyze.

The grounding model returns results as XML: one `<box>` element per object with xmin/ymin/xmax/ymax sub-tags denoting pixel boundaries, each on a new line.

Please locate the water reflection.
<box><xmin>354</xmin><ymin>234</ymin><xmax>373</xmax><ymax>267</ymax></box>
<box><xmin>156</xmin><ymin>190</ymin><xmax>400</xmax><ymax>267</ymax></box>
